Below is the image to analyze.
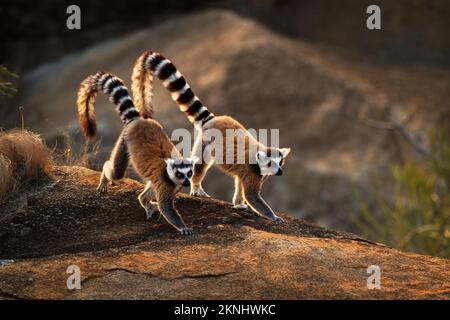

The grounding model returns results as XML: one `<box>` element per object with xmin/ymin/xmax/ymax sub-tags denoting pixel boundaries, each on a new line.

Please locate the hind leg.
<box><xmin>232</xmin><ymin>176</ymin><xmax>247</xmax><ymax>209</ymax></box>
<box><xmin>97</xmin><ymin>133</ymin><xmax>129</xmax><ymax>193</ymax></box>
<box><xmin>138</xmin><ymin>181</ymin><xmax>159</xmax><ymax>220</ymax></box>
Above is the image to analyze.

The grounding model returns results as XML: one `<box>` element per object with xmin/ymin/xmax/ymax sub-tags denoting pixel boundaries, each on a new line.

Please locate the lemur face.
<box><xmin>165</xmin><ymin>156</ymin><xmax>199</xmax><ymax>187</ymax></box>
<box><xmin>256</xmin><ymin>148</ymin><xmax>291</xmax><ymax>176</ymax></box>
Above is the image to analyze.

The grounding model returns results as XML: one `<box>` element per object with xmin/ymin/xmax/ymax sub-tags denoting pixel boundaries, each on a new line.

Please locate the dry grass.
<box><xmin>52</xmin><ymin>130</ymin><xmax>103</xmax><ymax>170</ymax></box>
<box><xmin>0</xmin><ymin>129</ymin><xmax>53</xmax><ymax>204</ymax></box>
<box><xmin>0</xmin><ymin>154</ymin><xmax>15</xmax><ymax>200</ymax></box>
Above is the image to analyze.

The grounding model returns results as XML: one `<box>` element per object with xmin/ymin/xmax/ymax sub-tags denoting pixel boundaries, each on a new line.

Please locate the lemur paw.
<box><xmin>233</xmin><ymin>202</ymin><xmax>248</xmax><ymax>210</ymax></box>
<box><xmin>145</xmin><ymin>207</ymin><xmax>159</xmax><ymax>220</ymax></box>
<box><xmin>97</xmin><ymin>182</ymin><xmax>108</xmax><ymax>193</ymax></box>
<box><xmin>179</xmin><ymin>227</ymin><xmax>194</xmax><ymax>235</ymax></box>
<box><xmin>273</xmin><ymin>216</ymin><xmax>285</xmax><ymax>225</ymax></box>
<box><xmin>190</xmin><ymin>187</ymin><xmax>211</xmax><ymax>198</ymax></box>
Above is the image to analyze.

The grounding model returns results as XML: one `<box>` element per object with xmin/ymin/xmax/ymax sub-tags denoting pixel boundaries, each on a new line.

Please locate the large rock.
<box><xmin>0</xmin><ymin>166</ymin><xmax>448</xmax><ymax>299</ymax></box>
<box><xmin>12</xmin><ymin>10</ymin><xmax>450</xmax><ymax>230</ymax></box>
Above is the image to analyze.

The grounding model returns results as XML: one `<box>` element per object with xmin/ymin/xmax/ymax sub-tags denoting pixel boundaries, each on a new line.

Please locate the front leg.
<box><xmin>244</xmin><ymin>192</ymin><xmax>284</xmax><ymax>224</ymax></box>
<box><xmin>242</xmin><ymin>181</ymin><xmax>284</xmax><ymax>224</ymax></box>
<box><xmin>97</xmin><ymin>160</ymin><xmax>112</xmax><ymax>193</ymax></box>
<box><xmin>157</xmin><ymin>196</ymin><xmax>193</xmax><ymax>235</ymax></box>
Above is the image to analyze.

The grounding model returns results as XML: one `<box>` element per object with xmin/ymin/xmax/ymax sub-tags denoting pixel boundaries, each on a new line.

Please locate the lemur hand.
<box><xmin>179</xmin><ymin>227</ymin><xmax>194</xmax><ymax>235</ymax></box>
<box><xmin>273</xmin><ymin>216</ymin><xmax>285</xmax><ymax>225</ymax></box>
<box><xmin>190</xmin><ymin>185</ymin><xmax>211</xmax><ymax>198</ymax></box>
<box><xmin>97</xmin><ymin>180</ymin><xmax>108</xmax><ymax>193</ymax></box>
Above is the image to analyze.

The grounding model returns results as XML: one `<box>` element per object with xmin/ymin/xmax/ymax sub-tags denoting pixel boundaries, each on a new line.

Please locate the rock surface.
<box><xmin>0</xmin><ymin>166</ymin><xmax>448</xmax><ymax>299</ymax></box>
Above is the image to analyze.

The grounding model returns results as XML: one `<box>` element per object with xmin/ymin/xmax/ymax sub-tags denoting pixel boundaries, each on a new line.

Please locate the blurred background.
<box><xmin>1</xmin><ymin>0</ymin><xmax>449</xmax><ymax>257</ymax></box>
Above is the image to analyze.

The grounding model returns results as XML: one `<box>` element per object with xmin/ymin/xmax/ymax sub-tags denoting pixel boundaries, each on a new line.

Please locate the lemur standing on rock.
<box><xmin>77</xmin><ymin>72</ymin><xmax>198</xmax><ymax>235</ymax></box>
<box><xmin>131</xmin><ymin>51</ymin><xmax>291</xmax><ymax>224</ymax></box>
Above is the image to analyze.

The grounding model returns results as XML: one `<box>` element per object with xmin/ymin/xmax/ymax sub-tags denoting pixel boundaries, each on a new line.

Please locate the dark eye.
<box><xmin>267</xmin><ymin>162</ymin><xmax>272</xmax><ymax>167</ymax></box>
<box><xmin>187</xmin><ymin>170</ymin><xmax>192</xmax><ymax>177</ymax></box>
<box><xmin>175</xmin><ymin>172</ymin><xmax>183</xmax><ymax>179</ymax></box>
<box><xmin>279</xmin><ymin>158</ymin><xmax>284</xmax><ymax>166</ymax></box>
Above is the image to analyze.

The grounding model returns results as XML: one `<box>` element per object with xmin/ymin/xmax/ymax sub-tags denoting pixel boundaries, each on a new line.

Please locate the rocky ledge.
<box><xmin>0</xmin><ymin>166</ymin><xmax>448</xmax><ymax>299</ymax></box>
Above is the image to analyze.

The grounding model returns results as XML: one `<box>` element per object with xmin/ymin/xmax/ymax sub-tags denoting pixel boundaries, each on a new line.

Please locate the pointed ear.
<box><xmin>280</xmin><ymin>147</ymin><xmax>291</xmax><ymax>158</ymax></box>
<box><xmin>188</xmin><ymin>155</ymin><xmax>200</xmax><ymax>164</ymax></box>
<box><xmin>164</xmin><ymin>158</ymin><xmax>175</xmax><ymax>167</ymax></box>
<box><xmin>256</xmin><ymin>150</ymin><xmax>267</xmax><ymax>162</ymax></box>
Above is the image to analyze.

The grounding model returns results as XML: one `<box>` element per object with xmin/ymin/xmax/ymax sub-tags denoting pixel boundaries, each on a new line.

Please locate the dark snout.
<box><xmin>275</xmin><ymin>168</ymin><xmax>283</xmax><ymax>176</ymax></box>
<box><xmin>182</xmin><ymin>179</ymin><xmax>190</xmax><ymax>187</ymax></box>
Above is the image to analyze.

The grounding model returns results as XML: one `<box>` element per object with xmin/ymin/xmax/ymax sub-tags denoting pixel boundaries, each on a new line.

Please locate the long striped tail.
<box><xmin>77</xmin><ymin>72</ymin><xmax>140</xmax><ymax>140</ymax></box>
<box><xmin>131</xmin><ymin>51</ymin><xmax>214</xmax><ymax>125</ymax></box>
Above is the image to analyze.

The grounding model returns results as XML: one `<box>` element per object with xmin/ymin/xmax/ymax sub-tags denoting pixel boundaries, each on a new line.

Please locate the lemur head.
<box><xmin>256</xmin><ymin>147</ymin><xmax>291</xmax><ymax>176</ymax></box>
<box><xmin>165</xmin><ymin>156</ymin><xmax>199</xmax><ymax>187</ymax></box>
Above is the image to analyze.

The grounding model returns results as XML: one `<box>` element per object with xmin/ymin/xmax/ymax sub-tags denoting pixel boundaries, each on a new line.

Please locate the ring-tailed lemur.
<box><xmin>77</xmin><ymin>71</ymin><xmax>198</xmax><ymax>235</ymax></box>
<box><xmin>131</xmin><ymin>51</ymin><xmax>291</xmax><ymax>224</ymax></box>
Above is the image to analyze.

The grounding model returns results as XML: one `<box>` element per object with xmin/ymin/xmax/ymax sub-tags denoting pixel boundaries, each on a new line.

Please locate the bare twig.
<box><xmin>359</xmin><ymin>105</ymin><xmax>430</xmax><ymax>157</ymax></box>
<box><xmin>19</xmin><ymin>106</ymin><xmax>25</xmax><ymax>130</ymax></box>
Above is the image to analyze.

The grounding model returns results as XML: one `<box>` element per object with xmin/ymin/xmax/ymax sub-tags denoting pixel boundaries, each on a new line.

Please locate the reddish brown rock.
<box><xmin>0</xmin><ymin>166</ymin><xmax>449</xmax><ymax>299</ymax></box>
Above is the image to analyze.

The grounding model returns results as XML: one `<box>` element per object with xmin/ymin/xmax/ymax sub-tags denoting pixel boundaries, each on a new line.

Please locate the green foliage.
<box><xmin>0</xmin><ymin>65</ymin><xmax>18</xmax><ymax>98</ymax></box>
<box><xmin>356</xmin><ymin>129</ymin><xmax>450</xmax><ymax>258</ymax></box>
